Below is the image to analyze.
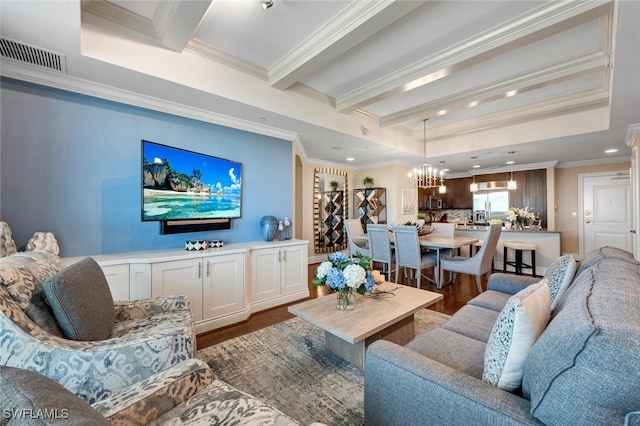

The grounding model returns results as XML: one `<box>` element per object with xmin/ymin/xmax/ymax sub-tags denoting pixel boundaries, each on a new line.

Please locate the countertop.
<box><xmin>452</xmin><ymin>225</ymin><xmax>561</xmax><ymax>234</ymax></box>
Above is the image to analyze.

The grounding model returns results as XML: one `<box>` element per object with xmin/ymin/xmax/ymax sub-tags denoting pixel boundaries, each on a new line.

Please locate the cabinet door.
<box><xmin>202</xmin><ymin>253</ymin><xmax>245</xmax><ymax>319</ymax></box>
<box><xmin>151</xmin><ymin>259</ymin><xmax>203</xmax><ymax>321</ymax></box>
<box><xmin>280</xmin><ymin>245</ymin><xmax>308</xmax><ymax>295</ymax></box>
<box><xmin>101</xmin><ymin>264</ymin><xmax>130</xmax><ymax>301</ymax></box>
<box><xmin>250</xmin><ymin>247</ymin><xmax>281</xmax><ymax>302</ymax></box>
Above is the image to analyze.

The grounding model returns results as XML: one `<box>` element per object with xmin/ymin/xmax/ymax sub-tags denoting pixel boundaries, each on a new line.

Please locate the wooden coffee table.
<box><xmin>288</xmin><ymin>283</ymin><xmax>443</xmax><ymax>369</ymax></box>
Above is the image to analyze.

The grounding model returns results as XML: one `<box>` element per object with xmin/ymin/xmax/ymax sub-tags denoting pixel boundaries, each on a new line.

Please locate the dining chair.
<box><xmin>366</xmin><ymin>224</ymin><xmax>395</xmax><ymax>282</ymax></box>
<box><xmin>438</xmin><ymin>223</ymin><xmax>502</xmax><ymax>294</ymax></box>
<box><xmin>392</xmin><ymin>225</ymin><xmax>437</xmax><ymax>289</ymax></box>
<box><xmin>345</xmin><ymin>218</ymin><xmax>370</xmax><ymax>257</ymax></box>
<box><xmin>428</xmin><ymin>222</ymin><xmax>456</xmax><ymax>256</ymax></box>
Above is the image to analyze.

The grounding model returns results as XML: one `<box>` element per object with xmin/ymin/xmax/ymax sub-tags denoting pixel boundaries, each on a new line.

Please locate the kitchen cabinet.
<box><xmin>444</xmin><ymin>178</ymin><xmax>472</xmax><ymax>209</ymax></box>
<box><xmin>250</xmin><ymin>243</ymin><xmax>307</xmax><ymax>306</ymax></box>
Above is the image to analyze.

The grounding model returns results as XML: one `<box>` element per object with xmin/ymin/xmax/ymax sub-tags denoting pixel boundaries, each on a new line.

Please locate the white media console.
<box><xmin>63</xmin><ymin>239</ymin><xmax>309</xmax><ymax>335</ymax></box>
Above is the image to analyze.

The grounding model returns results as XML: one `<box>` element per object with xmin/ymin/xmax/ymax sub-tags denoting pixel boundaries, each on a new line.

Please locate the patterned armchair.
<box><xmin>0</xmin><ymin>249</ymin><xmax>196</xmax><ymax>404</ymax></box>
<box><xmin>2</xmin><ymin>359</ymin><xmax>300</xmax><ymax>425</ymax></box>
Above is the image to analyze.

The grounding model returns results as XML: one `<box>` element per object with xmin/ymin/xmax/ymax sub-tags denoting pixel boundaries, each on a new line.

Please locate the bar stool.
<box><xmin>503</xmin><ymin>241</ymin><xmax>536</xmax><ymax>277</ymax></box>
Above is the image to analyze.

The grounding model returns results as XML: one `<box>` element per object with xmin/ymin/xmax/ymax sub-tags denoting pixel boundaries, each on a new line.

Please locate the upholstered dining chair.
<box><xmin>392</xmin><ymin>225</ymin><xmax>437</xmax><ymax>289</ymax></box>
<box><xmin>366</xmin><ymin>224</ymin><xmax>395</xmax><ymax>281</ymax></box>
<box><xmin>345</xmin><ymin>218</ymin><xmax>370</xmax><ymax>257</ymax></box>
<box><xmin>438</xmin><ymin>223</ymin><xmax>502</xmax><ymax>294</ymax></box>
<box><xmin>428</xmin><ymin>222</ymin><xmax>456</xmax><ymax>256</ymax></box>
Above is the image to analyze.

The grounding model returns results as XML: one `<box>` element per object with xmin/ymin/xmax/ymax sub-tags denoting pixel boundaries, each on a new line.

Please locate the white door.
<box><xmin>579</xmin><ymin>172</ymin><xmax>632</xmax><ymax>255</ymax></box>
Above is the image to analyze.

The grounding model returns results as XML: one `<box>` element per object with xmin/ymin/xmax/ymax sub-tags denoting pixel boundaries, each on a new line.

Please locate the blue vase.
<box><xmin>260</xmin><ymin>215</ymin><xmax>278</xmax><ymax>241</ymax></box>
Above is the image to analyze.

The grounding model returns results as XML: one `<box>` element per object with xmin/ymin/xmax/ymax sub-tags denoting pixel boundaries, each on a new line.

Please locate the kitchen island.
<box><xmin>453</xmin><ymin>225</ymin><xmax>561</xmax><ymax>276</ymax></box>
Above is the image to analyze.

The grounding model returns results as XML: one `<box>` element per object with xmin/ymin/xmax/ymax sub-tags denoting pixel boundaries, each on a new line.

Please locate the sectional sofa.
<box><xmin>365</xmin><ymin>246</ymin><xmax>640</xmax><ymax>425</ymax></box>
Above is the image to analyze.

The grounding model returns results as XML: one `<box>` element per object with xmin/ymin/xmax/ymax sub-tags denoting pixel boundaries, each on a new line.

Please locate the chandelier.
<box><xmin>408</xmin><ymin>120</ymin><xmax>446</xmax><ymax>193</ymax></box>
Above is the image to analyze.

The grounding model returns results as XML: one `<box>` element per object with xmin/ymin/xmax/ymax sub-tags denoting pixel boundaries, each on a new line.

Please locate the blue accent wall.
<box><xmin>0</xmin><ymin>78</ymin><xmax>293</xmax><ymax>257</ymax></box>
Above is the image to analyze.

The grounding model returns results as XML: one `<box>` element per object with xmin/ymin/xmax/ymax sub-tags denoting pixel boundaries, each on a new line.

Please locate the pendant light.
<box><xmin>507</xmin><ymin>151</ymin><xmax>517</xmax><ymax>190</ymax></box>
<box><xmin>438</xmin><ymin>161</ymin><xmax>447</xmax><ymax>194</ymax></box>
<box><xmin>469</xmin><ymin>156</ymin><xmax>479</xmax><ymax>192</ymax></box>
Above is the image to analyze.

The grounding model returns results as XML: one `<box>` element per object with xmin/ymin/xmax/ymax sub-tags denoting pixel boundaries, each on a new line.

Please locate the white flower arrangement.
<box><xmin>506</xmin><ymin>206</ymin><xmax>536</xmax><ymax>227</ymax></box>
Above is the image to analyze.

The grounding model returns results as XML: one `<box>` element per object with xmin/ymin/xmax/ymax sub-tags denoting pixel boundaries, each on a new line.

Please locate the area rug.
<box><xmin>196</xmin><ymin>308</ymin><xmax>450</xmax><ymax>426</ymax></box>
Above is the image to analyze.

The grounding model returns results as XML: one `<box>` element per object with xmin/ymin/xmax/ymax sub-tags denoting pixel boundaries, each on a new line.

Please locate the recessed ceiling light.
<box><xmin>605</xmin><ymin>148</ymin><xmax>618</xmax><ymax>153</ymax></box>
<box><xmin>346</xmin><ymin>157</ymin><xmax>354</xmax><ymax>162</ymax></box>
<box><xmin>473</xmin><ymin>164</ymin><xmax>480</xmax><ymax>168</ymax></box>
<box><xmin>506</xmin><ymin>160</ymin><xmax>515</xmax><ymax>165</ymax></box>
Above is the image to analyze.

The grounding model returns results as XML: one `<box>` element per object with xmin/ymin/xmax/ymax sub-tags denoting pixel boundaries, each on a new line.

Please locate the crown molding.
<box><xmin>625</xmin><ymin>123</ymin><xmax>640</xmax><ymax>147</ymax></box>
<box><xmin>1</xmin><ymin>62</ymin><xmax>297</xmax><ymax>143</ymax></box>
<box><xmin>305</xmin><ymin>158</ymin><xmax>357</xmax><ymax>171</ymax></box>
<box><xmin>81</xmin><ymin>0</ymin><xmax>157</xmax><ymax>38</ymax></box>
<box><xmin>556</xmin><ymin>156</ymin><xmax>631</xmax><ymax>168</ymax></box>
<box><xmin>186</xmin><ymin>39</ymin><xmax>268</xmax><ymax>80</ymax></box>
<box><xmin>336</xmin><ymin>0</ymin><xmax>614</xmax><ymax>113</ymax></box>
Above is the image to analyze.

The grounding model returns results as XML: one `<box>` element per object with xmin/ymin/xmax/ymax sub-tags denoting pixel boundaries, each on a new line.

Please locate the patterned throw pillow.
<box><xmin>543</xmin><ymin>254</ymin><xmax>577</xmax><ymax>312</ymax></box>
<box><xmin>24</xmin><ymin>232</ymin><xmax>60</xmax><ymax>255</ymax></box>
<box><xmin>0</xmin><ymin>250</ymin><xmax>64</xmax><ymax>336</ymax></box>
<box><xmin>0</xmin><ymin>221</ymin><xmax>17</xmax><ymax>257</ymax></box>
<box><xmin>483</xmin><ymin>281</ymin><xmax>551</xmax><ymax>391</ymax></box>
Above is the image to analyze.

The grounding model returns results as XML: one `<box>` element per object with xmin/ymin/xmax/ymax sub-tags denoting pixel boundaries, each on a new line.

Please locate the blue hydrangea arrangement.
<box><xmin>313</xmin><ymin>251</ymin><xmax>375</xmax><ymax>295</ymax></box>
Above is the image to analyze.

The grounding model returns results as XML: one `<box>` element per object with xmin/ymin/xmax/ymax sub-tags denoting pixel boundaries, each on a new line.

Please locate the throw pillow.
<box><xmin>0</xmin><ymin>365</ymin><xmax>110</xmax><ymax>425</ymax></box>
<box><xmin>0</xmin><ymin>221</ymin><xmax>17</xmax><ymax>257</ymax></box>
<box><xmin>0</xmin><ymin>250</ymin><xmax>65</xmax><ymax>336</ymax></box>
<box><xmin>483</xmin><ymin>281</ymin><xmax>551</xmax><ymax>391</ymax></box>
<box><xmin>543</xmin><ymin>254</ymin><xmax>577</xmax><ymax>312</ymax></box>
<box><xmin>24</xmin><ymin>232</ymin><xmax>60</xmax><ymax>255</ymax></box>
<box><xmin>43</xmin><ymin>257</ymin><xmax>115</xmax><ymax>341</ymax></box>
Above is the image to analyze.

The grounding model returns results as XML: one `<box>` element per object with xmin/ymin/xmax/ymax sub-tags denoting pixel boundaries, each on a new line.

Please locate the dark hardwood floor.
<box><xmin>196</xmin><ymin>263</ymin><xmax>484</xmax><ymax>350</ymax></box>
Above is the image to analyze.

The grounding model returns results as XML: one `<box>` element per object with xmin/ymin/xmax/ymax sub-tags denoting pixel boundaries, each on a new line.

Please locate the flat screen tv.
<box><xmin>141</xmin><ymin>140</ymin><xmax>242</xmax><ymax>221</ymax></box>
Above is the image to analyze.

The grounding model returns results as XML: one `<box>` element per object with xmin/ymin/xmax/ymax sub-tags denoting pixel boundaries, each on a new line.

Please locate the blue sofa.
<box><xmin>365</xmin><ymin>247</ymin><xmax>640</xmax><ymax>425</ymax></box>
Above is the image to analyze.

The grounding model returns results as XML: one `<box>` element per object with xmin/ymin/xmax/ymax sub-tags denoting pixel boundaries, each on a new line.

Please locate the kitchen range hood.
<box><xmin>475</xmin><ymin>181</ymin><xmax>510</xmax><ymax>191</ymax></box>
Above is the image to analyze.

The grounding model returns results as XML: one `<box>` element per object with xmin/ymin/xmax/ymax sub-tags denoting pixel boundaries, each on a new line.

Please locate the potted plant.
<box><xmin>362</xmin><ymin>176</ymin><xmax>374</xmax><ymax>188</ymax></box>
<box><xmin>329</xmin><ymin>180</ymin><xmax>339</xmax><ymax>191</ymax></box>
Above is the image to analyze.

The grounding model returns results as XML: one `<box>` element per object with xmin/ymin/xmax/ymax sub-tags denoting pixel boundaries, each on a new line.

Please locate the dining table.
<box><xmin>418</xmin><ymin>234</ymin><xmax>479</xmax><ymax>289</ymax></box>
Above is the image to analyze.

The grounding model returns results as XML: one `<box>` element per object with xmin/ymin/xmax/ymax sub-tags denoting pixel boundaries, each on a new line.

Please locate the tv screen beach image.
<box><xmin>142</xmin><ymin>141</ymin><xmax>242</xmax><ymax>221</ymax></box>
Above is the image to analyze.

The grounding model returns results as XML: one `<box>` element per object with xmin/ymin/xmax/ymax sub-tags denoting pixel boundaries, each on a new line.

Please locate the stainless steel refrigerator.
<box><xmin>473</xmin><ymin>190</ymin><xmax>509</xmax><ymax>224</ymax></box>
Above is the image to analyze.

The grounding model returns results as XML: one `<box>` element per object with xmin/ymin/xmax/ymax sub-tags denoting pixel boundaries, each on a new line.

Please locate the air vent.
<box><xmin>0</xmin><ymin>37</ymin><xmax>66</xmax><ymax>73</ymax></box>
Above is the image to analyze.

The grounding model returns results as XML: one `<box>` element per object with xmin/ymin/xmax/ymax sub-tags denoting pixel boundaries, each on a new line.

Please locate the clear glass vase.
<box><xmin>336</xmin><ymin>288</ymin><xmax>356</xmax><ymax>310</ymax></box>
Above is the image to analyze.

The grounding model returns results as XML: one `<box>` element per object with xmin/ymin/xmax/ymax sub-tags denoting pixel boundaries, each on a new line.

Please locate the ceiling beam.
<box><xmin>335</xmin><ymin>0</ymin><xmax>614</xmax><ymax>113</ymax></box>
<box><xmin>424</xmin><ymin>88</ymin><xmax>610</xmax><ymax>140</ymax></box>
<box><xmin>152</xmin><ymin>0</ymin><xmax>213</xmax><ymax>52</ymax></box>
<box><xmin>380</xmin><ymin>50</ymin><xmax>611</xmax><ymax>128</ymax></box>
<box><xmin>81</xmin><ymin>0</ymin><xmax>212</xmax><ymax>52</ymax></box>
<box><xmin>268</xmin><ymin>0</ymin><xmax>423</xmax><ymax>90</ymax></box>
